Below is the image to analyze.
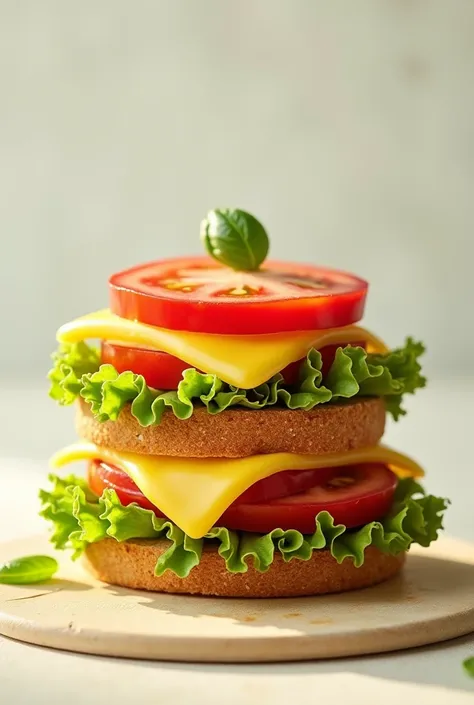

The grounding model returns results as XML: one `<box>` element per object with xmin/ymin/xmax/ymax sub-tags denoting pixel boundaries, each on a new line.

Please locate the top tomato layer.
<box><xmin>109</xmin><ymin>257</ymin><xmax>368</xmax><ymax>334</ymax></box>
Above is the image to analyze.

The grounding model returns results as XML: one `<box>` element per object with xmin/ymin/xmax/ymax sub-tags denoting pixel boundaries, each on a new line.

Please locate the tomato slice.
<box><xmin>101</xmin><ymin>341</ymin><xmax>365</xmax><ymax>390</ymax></box>
<box><xmin>219</xmin><ymin>464</ymin><xmax>397</xmax><ymax>533</ymax></box>
<box><xmin>88</xmin><ymin>461</ymin><xmax>157</xmax><ymax>512</ymax></box>
<box><xmin>101</xmin><ymin>343</ymin><xmax>189</xmax><ymax>390</ymax></box>
<box><xmin>109</xmin><ymin>257</ymin><xmax>368</xmax><ymax>334</ymax></box>
<box><xmin>87</xmin><ymin>462</ymin><xmax>397</xmax><ymax>532</ymax></box>
<box><xmin>88</xmin><ymin>461</ymin><xmax>328</xmax><ymax>508</ymax></box>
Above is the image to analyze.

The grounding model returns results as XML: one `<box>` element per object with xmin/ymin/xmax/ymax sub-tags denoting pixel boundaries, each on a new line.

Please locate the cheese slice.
<box><xmin>57</xmin><ymin>309</ymin><xmax>388</xmax><ymax>389</ymax></box>
<box><xmin>51</xmin><ymin>442</ymin><xmax>424</xmax><ymax>539</ymax></box>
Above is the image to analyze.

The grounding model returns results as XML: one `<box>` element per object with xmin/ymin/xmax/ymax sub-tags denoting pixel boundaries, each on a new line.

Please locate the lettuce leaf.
<box><xmin>48</xmin><ymin>338</ymin><xmax>425</xmax><ymax>425</ymax></box>
<box><xmin>40</xmin><ymin>475</ymin><xmax>447</xmax><ymax>578</ymax></box>
<box><xmin>49</xmin><ymin>343</ymin><xmax>100</xmax><ymax>405</ymax></box>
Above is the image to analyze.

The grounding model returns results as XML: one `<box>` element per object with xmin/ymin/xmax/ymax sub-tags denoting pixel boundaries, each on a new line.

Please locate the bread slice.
<box><xmin>83</xmin><ymin>539</ymin><xmax>404</xmax><ymax>598</ymax></box>
<box><xmin>77</xmin><ymin>397</ymin><xmax>385</xmax><ymax>458</ymax></box>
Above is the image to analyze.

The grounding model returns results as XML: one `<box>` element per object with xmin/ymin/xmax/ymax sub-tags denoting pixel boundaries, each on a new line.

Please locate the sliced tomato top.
<box><xmin>109</xmin><ymin>256</ymin><xmax>368</xmax><ymax>334</ymax></box>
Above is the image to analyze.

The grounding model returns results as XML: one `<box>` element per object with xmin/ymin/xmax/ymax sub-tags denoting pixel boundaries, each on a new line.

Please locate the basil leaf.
<box><xmin>0</xmin><ymin>555</ymin><xmax>59</xmax><ymax>584</ymax></box>
<box><xmin>463</xmin><ymin>657</ymin><xmax>474</xmax><ymax>678</ymax></box>
<box><xmin>200</xmin><ymin>208</ymin><xmax>269</xmax><ymax>271</ymax></box>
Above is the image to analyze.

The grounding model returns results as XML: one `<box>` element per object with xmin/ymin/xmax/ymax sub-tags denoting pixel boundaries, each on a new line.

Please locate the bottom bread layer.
<box><xmin>83</xmin><ymin>539</ymin><xmax>406</xmax><ymax>598</ymax></box>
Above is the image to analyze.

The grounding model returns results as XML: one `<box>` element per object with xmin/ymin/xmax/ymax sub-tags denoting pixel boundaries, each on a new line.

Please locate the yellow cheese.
<box><xmin>51</xmin><ymin>442</ymin><xmax>424</xmax><ymax>539</ymax></box>
<box><xmin>57</xmin><ymin>309</ymin><xmax>388</xmax><ymax>389</ymax></box>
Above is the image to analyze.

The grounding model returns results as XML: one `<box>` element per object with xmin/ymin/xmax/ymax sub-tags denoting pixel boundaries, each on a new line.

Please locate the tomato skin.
<box><xmin>101</xmin><ymin>341</ymin><xmax>366</xmax><ymax>390</ymax></box>
<box><xmin>87</xmin><ymin>462</ymin><xmax>397</xmax><ymax>533</ymax></box>
<box><xmin>109</xmin><ymin>257</ymin><xmax>368</xmax><ymax>334</ymax></box>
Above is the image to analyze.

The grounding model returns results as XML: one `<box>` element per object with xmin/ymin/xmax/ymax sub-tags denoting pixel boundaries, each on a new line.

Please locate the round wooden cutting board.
<box><xmin>0</xmin><ymin>535</ymin><xmax>473</xmax><ymax>663</ymax></box>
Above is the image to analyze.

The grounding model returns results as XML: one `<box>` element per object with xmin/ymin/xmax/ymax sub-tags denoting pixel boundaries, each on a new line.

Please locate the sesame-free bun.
<box><xmin>77</xmin><ymin>397</ymin><xmax>385</xmax><ymax>458</ymax></box>
<box><xmin>83</xmin><ymin>539</ymin><xmax>405</xmax><ymax>598</ymax></box>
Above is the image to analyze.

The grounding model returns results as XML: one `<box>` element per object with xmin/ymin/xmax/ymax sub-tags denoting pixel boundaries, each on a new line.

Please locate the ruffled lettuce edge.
<box><xmin>39</xmin><ymin>474</ymin><xmax>448</xmax><ymax>578</ymax></box>
<box><xmin>48</xmin><ymin>338</ymin><xmax>426</xmax><ymax>425</ymax></box>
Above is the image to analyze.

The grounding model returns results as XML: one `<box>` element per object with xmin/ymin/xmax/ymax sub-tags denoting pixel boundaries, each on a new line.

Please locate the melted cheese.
<box><xmin>51</xmin><ymin>442</ymin><xmax>424</xmax><ymax>539</ymax></box>
<box><xmin>57</xmin><ymin>309</ymin><xmax>388</xmax><ymax>389</ymax></box>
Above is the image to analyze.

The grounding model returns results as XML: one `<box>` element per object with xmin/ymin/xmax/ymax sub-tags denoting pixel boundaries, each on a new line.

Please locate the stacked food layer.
<box><xmin>41</xmin><ymin>209</ymin><xmax>447</xmax><ymax>597</ymax></box>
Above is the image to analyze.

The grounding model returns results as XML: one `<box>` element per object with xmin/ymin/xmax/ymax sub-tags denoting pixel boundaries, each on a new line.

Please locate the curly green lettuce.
<box><xmin>40</xmin><ymin>475</ymin><xmax>447</xmax><ymax>578</ymax></box>
<box><xmin>48</xmin><ymin>338</ymin><xmax>425</xmax><ymax>425</ymax></box>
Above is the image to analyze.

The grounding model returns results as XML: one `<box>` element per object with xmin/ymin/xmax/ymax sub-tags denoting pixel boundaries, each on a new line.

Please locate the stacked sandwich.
<box><xmin>41</xmin><ymin>208</ymin><xmax>447</xmax><ymax>597</ymax></box>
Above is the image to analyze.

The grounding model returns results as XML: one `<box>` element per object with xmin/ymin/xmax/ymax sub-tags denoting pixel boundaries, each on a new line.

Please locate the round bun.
<box><xmin>77</xmin><ymin>397</ymin><xmax>385</xmax><ymax>458</ymax></box>
<box><xmin>83</xmin><ymin>539</ymin><xmax>405</xmax><ymax>598</ymax></box>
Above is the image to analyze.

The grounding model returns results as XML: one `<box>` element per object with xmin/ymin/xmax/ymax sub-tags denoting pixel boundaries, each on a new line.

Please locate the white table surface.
<box><xmin>0</xmin><ymin>381</ymin><xmax>473</xmax><ymax>704</ymax></box>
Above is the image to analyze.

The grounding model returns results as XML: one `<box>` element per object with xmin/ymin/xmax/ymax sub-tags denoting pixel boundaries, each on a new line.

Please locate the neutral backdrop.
<box><xmin>0</xmin><ymin>5</ymin><xmax>473</xmax><ymax>698</ymax></box>
<box><xmin>0</xmin><ymin>0</ymin><xmax>473</xmax><ymax>382</ymax></box>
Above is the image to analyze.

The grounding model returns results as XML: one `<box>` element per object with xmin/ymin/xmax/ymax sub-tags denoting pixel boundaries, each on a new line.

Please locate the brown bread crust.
<box><xmin>83</xmin><ymin>539</ymin><xmax>405</xmax><ymax>597</ymax></box>
<box><xmin>76</xmin><ymin>397</ymin><xmax>385</xmax><ymax>458</ymax></box>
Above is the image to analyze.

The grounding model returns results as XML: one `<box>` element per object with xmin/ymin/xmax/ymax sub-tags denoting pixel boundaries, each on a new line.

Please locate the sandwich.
<box><xmin>41</xmin><ymin>208</ymin><xmax>448</xmax><ymax>597</ymax></box>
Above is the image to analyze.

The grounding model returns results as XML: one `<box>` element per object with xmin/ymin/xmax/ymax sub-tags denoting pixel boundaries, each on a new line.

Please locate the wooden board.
<box><xmin>0</xmin><ymin>534</ymin><xmax>473</xmax><ymax>663</ymax></box>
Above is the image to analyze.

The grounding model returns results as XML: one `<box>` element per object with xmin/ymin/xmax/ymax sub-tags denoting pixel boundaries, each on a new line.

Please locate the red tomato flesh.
<box><xmin>101</xmin><ymin>343</ymin><xmax>189</xmax><ymax>390</ymax></box>
<box><xmin>220</xmin><ymin>464</ymin><xmax>397</xmax><ymax>533</ymax></box>
<box><xmin>87</xmin><ymin>461</ymin><xmax>397</xmax><ymax>533</ymax></box>
<box><xmin>109</xmin><ymin>257</ymin><xmax>368</xmax><ymax>334</ymax></box>
<box><xmin>101</xmin><ymin>341</ymin><xmax>365</xmax><ymax>390</ymax></box>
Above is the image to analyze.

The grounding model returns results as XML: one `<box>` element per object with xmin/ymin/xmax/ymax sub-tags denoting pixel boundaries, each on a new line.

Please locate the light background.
<box><xmin>0</xmin><ymin>5</ymin><xmax>473</xmax><ymax>696</ymax></box>
<box><xmin>0</xmin><ymin>0</ymin><xmax>473</xmax><ymax>382</ymax></box>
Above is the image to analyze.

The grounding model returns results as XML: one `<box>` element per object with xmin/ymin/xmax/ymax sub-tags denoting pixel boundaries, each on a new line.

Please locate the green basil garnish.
<box><xmin>200</xmin><ymin>208</ymin><xmax>269</xmax><ymax>271</ymax></box>
<box><xmin>463</xmin><ymin>657</ymin><xmax>474</xmax><ymax>678</ymax></box>
<box><xmin>0</xmin><ymin>555</ymin><xmax>59</xmax><ymax>584</ymax></box>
